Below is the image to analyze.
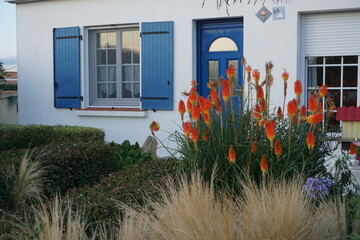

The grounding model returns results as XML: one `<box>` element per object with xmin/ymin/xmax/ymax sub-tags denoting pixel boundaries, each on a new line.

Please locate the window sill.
<box><xmin>74</xmin><ymin>108</ymin><xmax>147</xmax><ymax>118</ymax></box>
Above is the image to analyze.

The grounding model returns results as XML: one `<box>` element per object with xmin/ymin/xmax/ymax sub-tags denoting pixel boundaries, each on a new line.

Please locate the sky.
<box><xmin>0</xmin><ymin>0</ymin><xmax>17</xmax><ymax>66</ymax></box>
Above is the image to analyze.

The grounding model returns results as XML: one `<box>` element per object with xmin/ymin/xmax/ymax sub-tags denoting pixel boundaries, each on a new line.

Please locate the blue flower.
<box><xmin>305</xmin><ymin>177</ymin><xmax>333</xmax><ymax>199</ymax></box>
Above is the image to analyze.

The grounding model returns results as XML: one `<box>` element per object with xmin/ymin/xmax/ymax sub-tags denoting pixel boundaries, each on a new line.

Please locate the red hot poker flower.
<box><xmin>245</xmin><ymin>65</ymin><xmax>252</xmax><ymax>73</ymax></box>
<box><xmin>299</xmin><ymin>105</ymin><xmax>307</xmax><ymax>120</ymax></box>
<box><xmin>190</xmin><ymin>128</ymin><xmax>199</xmax><ymax>150</ymax></box>
<box><xmin>178</xmin><ymin>100</ymin><xmax>186</xmax><ymax>121</ymax></box>
<box><xmin>252</xmin><ymin>69</ymin><xmax>260</xmax><ymax>86</ymax></box>
<box><xmin>186</xmin><ymin>99</ymin><xmax>193</xmax><ymax>114</ymax></box>
<box><xmin>306</xmin><ymin>131</ymin><xmax>315</xmax><ymax>153</ymax></box>
<box><xmin>150</xmin><ymin>121</ymin><xmax>160</xmax><ymax>136</ymax></box>
<box><xmin>260</xmin><ymin>155</ymin><xmax>269</xmax><ymax>176</ymax></box>
<box><xmin>253</xmin><ymin>104</ymin><xmax>261</xmax><ymax>120</ymax></box>
<box><xmin>349</xmin><ymin>142</ymin><xmax>357</xmax><ymax>155</ymax></box>
<box><xmin>257</xmin><ymin>86</ymin><xmax>264</xmax><ymax>102</ymax></box>
<box><xmin>281</xmin><ymin>70</ymin><xmax>289</xmax><ymax>81</ymax></box>
<box><xmin>188</xmin><ymin>87</ymin><xmax>197</xmax><ymax>105</ymax></box>
<box><xmin>287</xmin><ymin>99</ymin><xmax>298</xmax><ymax>118</ymax></box>
<box><xmin>307</xmin><ymin>113</ymin><xmax>323</xmax><ymax>124</ymax></box>
<box><xmin>228</xmin><ymin>145</ymin><xmax>236</xmax><ymax>164</ymax></box>
<box><xmin>294</xmin><ymin>80</ymin><xmax>302</xmax><ymax>97</ymax></box>
<box><xmin>265</xmin><ymin>120</ymin><xmax>276</xmax><ymax>147</ymax></box>
<box><xmin>251</xmin><ymin>141</ymin><xmax>257</xmax><ymax>154</ymax></box>
<box><xmin>222</xmin><ymin>80</ymin><xmax>230</xmax><ymax>107</ymax></box>
<box><xmin>183</xmin><ymin>121</ymin><xmax>192</xmax><ymax>138</ymax></box>
<box><xmin>192</xmin><ymin>105</ymin><xmax>200</xmax><ymax>124</ymax></box>
<box><xmin>274</xmin><ymin>139</ymin><xmax>282</xmax><ymax>159</ymax></box>
<box><xmin>277</xmin><ymin>107</ymin><xmax>283</xmax><ymax>118</ymax></box>
<box><xmin>198</xmin><ymin>97</ymin><xmax>212</xmax><ymax>115</ymax></box>
<box><xmin>226</xmin><ymin>65</ymin><xmax>235</xmax><ymax>78</ymax></box>
<box><xmin>258</xmin><ymin>119</ymin><xmax>267</xmax><ymax>127</ymax></box>
<box><xmin>308</xmin><ymin>96</ymin><xmax>318</xmax><ymax>114</ymax></box>
<box><xmin>319</xmin><ymin>85</ymin><xmax>328</xmax><ymax>98</ymax></box>
<box><xmin>259</xmin><ymin>98</ymin><xmax>266</xmax><ymax>113</ymax></box>
<box><xmin>210</xmin><ymin>89</ymin><xmax>219</xmax><ymax>102</ymax></box>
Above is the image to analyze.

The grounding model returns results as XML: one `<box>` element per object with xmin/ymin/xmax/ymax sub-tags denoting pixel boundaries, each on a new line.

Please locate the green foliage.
<box><xmin>0</xmin><ymin>82</ymin><xmax>17</xmax><ymax>91</ymax></box>
<box><xmin>109</xmin><ymin>140</ymin><xmax>151</xmax><ymax>170</ymax></box>
<box><xmin>0</xmin><ymin>61</ymin><xmax>6</xmax><ymax>82</ymax></box>
<box><xmin>66</xmin><ymin>158</ymin><xmax>179</xmax><ymax>224</ymax></box>
<box><xmin>0</xmin><ymin>124</ymin><xmax>105</xmax><ymax>151</ymax></box>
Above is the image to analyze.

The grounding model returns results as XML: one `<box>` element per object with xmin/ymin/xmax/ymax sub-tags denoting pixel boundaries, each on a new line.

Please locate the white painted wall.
<box><xmin>15</xmin><ymin>0</ymin><xmax>360</xmax><ymax>155</ymax></box>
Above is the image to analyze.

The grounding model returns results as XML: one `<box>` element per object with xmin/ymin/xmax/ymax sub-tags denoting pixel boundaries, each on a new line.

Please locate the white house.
<box><xmin>6</xmin><ymin>0</ymin><xmax>360</xmax><ymax>154</ymax></box>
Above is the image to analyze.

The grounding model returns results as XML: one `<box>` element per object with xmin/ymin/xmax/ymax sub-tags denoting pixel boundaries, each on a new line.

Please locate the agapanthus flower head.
<box><xmin>251</xmin><ymin>141</ymin><xmax>257</xmax><ymax>154</ymax></box>
<box><xmin>253</xmin><ymin>104</ymin><xmax>261</xmax><ymax>119</ymax></box>
<box><xmin>319</xmin><ymin>85</ymin><xmax>328</xmax><ymax>98</ymax></box>
<box><xmin>349</xmin><ymin>142</ymin><xmax>357</xmax><ymax>155</ymax></box>
<box><xmin>274</xmin><ymin>139</ymin><xmax>282</xmax><ymax>159</ymax></box>
<box><xmin>183</xmin><ymin>121</ymin><xmax>192</xmax><ymax>138</ymax></box>
<box><xmin>299</xmin><ymin>105</ymin><xmax>307</xmax><ymax>118</ymax></box>
<box><xmin>150</xmin><ymin>121</ymin><xmax>160</xmax><ymax>136</ymax></box>
<box><xmin>308</xmin><ymin>96</ymin><xmax>318</xmax><ymax>114</ymax></box>
<box><xmin>228</xmin><ymin>145</ymin><xmax>236</xmax><ymax>164</ymax></box>
<box><xmin>265</xmin><ymin>120</ymin><xmax>276</xmax><ymax>147</ymax></box>
<box><xmin>257</xmin><ymin>86</ymin><xmax>264</xmax><ymax>101</ymax></box>
<box><xmin>277</xmin><ymin>106</ymin><xmax>283</xmax><ymax>118</ymax></box>
<box><xmin>306</xmin><ymin>131</ymin><xmax>315</xmax><ymax>153</ymax></box>
<box><xmin>226</xmin><ymin>65</ymin><xmax>235</xmax><ymax>78</ymax></box>
<box><xmin>222</xmin><ymin>79</ymin><xmax>230</xmax><ymax>107</ymax></box>
<box><xmin>281</xmin><ymin>70</ymin><xmax>289</xmax><ymax>81</ymax></box>
<box><xmin>305</xmin><ymin>177</ymin><xmax>333</xmax><ymax>199</ymax></box>
<box><xmin>294</xmin><ymin>80</ymin><xmax>302</xmax><ymax>97</ymax></box>
<box><xmin>260</xmin><ymin>154</ymin><xmax>269</xmax><ymax>176</ymax></box>
<box><xmin>287</xmin><ymin>99</ymin><xmax>298</xmax><ymax>118</ymax></box>
<box><xmin>307</xmin><ymin>113</ymin><xmax>323</xmax><ymax>124</ymax></box>
<box><xmin>186</xmin><ymin>99</ymin><xmax>192</xmax><ymax>114</ymax></box>
<box><xmin>252</xmin><ymin>69</ymin><xmax>260</xmax><ymax>86</ymax></box>
<box><xmin>178</xmin><ymin>100</ymin><xmax>186</xmax><ymax>121</ymax></box>
<box><xmin>192</xmin><ymin>105</ymin><xmax>200</xmax><ymax>123</ymax></box>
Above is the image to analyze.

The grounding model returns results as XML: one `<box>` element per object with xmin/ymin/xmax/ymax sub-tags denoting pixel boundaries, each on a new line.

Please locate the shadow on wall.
<box><xmin>0</xmin><ymin>91</ymin><xmax>18</xmax><ymax>124</ymax></box>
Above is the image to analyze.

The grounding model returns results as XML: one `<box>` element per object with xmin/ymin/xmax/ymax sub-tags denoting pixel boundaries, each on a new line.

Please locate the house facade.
<box><xmin>7</xmin><ymin>0</ymin><xmax>360</xmax><ymax>154</ymax></box>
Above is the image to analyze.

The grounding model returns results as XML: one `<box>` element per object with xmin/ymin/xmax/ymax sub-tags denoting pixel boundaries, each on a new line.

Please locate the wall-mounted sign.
<box><xmin>273</xmin><ymin>7</ymin><xmax>286</xmax><ymax>20</ymax></box>
<box><xmin>256</xmin><ymin>6</ymin><xmax>272</xmax><ymax>23</ymax></box>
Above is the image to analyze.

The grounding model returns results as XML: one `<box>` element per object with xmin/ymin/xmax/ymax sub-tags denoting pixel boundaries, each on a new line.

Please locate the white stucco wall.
<box><xmin>15</xmin><ymin>0</ymin><xmax>360</xmax><ymax>155</ymax></box>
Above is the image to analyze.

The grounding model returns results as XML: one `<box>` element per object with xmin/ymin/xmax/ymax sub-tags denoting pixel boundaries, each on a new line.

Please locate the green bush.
<box><xmin>0</xmin><ymin>83</ymin><xmax>17</xmax><ymax>91</ymax></box>
<box><xmin>66</xmin><ymin>158</ymin><xmax>180</xmax><ymax>224</ymax></box>
<box><xmin>34</xmin><ymin>141</ymin><xmax>118</xmax><ymax>195</ymax></box>
<box><xmin>0</xmin><ymin>125</ymin><xmax>105</xmax><ymax>150</ymax></box>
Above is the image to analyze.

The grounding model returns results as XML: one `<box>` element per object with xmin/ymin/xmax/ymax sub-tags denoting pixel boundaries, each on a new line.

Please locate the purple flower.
<box><xmin>305</xmin><ymin>177</ymin><xmax>333</xmax><ymax>199</ymax></box>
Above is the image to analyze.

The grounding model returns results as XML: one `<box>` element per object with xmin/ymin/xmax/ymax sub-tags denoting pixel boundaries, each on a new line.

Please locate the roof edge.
<box><xmin>5</xmin><ymin>0</ymin><xmax>46</xmax><ymax>4</ymax></box>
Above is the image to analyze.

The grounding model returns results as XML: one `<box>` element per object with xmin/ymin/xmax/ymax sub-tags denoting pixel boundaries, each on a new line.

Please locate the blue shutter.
<box><xmin>141</xmin><ymin>21</ymin><xmax>174</xmax><ymax>110</ymax></box>
<box><xmin>53</xmin><ymin>27</ymin><xmax>81</xmax><ymax>108</ymax></box>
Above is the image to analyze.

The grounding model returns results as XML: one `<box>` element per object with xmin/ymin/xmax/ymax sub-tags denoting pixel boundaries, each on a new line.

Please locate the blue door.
<box><xmin>198</xmin><ymin>20</ymin><xmax>243</xmax><ymax>98</ymax></box>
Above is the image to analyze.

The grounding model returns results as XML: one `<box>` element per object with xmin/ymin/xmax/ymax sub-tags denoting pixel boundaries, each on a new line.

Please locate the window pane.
<box><xmin>133</xmin><ymin>31</ymin><xmax>140</xmax><ymax>47</ymax></box>
<box><xmin>308</xmin><ymin>67</ymin><xmax>323</xmax><ymax>87</ymax></box>
<box><xmin>208</xmin><ymin>60</ymin><xmax>218</xmax><ymax>82</ymax></box>
<box><xmin>327</xmin><ymin>90</ymin><xmax>340</xmax><ymax>107</ymax></box>
<box><xmin>133</xmin><ymin>49</ymin><xmax>140</xmax><ymax>64</ymax></box>
<box><xmin>122</xmin><ymin>66</ymin><xmax>132</xmax><ymax>82</ymax></box>
<box><xmin>122</xmin><ymin>83</ymin><xmax>132</xmax><ymax>98</ymax></box>
<box><xmin>108</xmin><ymin>66</ymin><xmax>116</xmax><ymax>82</ymax></box>
<box><xmin>325</xmin><ymin>66</ymin><xmax>341</xmax><ymax>87</ymax></box>
<box><xmin>97</xmin><ymin>50</ymin><xmax>106</xmax><ymax>65</ymax></box>
<box><xmin>97</xmin><ymin>66</ymin><xmax>106</xmax><ymax>82</ymax></box>
<box><xmin>133</xmin><ymin>65</ymin><xmax>140</xmax><ymax>82</ymax></box>
<box><xmin>343</xmin><ymin>90</ymin><xmax>357</xmax><ymax>107</ymax></box>
<box><xmin>325</xmin><ymin>56</ymin><xmax>341</xmax><ymax>64</ymax></box>
<box><xmin>108</xmin><ymin>49</ymin><xmax>116</xmax><ymax>64</ymax></box>
<box><xmin>133</xmin><ymin>83</ymin><xmax>140</xmax><ymax>98</ymax></box>
<box><xmin>122</xmin><ymin>49</ymin><xmax>131</xmax><ymax>64</ymax></box>
<box><xmin>209</xmin><ymin>37</ymin><xmax>238</xmax><ymax>52</ymax></box>
<box><xmin>97</xmin><ymin>33</ymin><xmax>107</xmax><ymax>49</ymax></box>
<box><xmin>328</xmin><ymin>115</ymin><xmax>340</xmax><ymax>132</ymax></box>
<box><xmin>344</xmin><ymin>56</ymin><xmax>358</xmax><ymax>64</ymax></box>
<box><xmin>308</xmin><ymin>57</ymin><xmax>323</xmax><ymax>65</ymax></box>
<box><xmin>107</xmin><ymin>32</ymin><xmax>116</xmax><ymax>48</ymax></box>
<box><xmin>97</xmin><ymin>83</ymin><xmax>107</xmax><ymax>98</ymax></box>
<box><xmin>343</xmin><ymin>66</ymin><xmax>357</xmax><ymax>87</ymax></box>
<box><xmin>108</xmin><ymin>83</ymin><xmax>117</xmax><ymax>98</ymax></box>
<box><xmin>122</xmin><ymin>31</ymin><xmax>132</xmax><ymax>48</ymax></box>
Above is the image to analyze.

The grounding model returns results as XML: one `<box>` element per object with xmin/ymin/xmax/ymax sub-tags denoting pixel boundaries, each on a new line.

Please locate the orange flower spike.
<box><xmin>245</xmin><ymin>65</ymin><xmax>252</xmax><ymax>74</ymax></box>
<box><xmin>190</xmin><ymin>128</ymin><xmax>199</xmax><ymax>149</ymax></box>
<box><xmin>202</xmin><ymin>129</ymin><xmax>209</xmax><ymax>141</ymax></box>
<box><xmin>210</xmin><ymin>89</ymin><xmax>219</xmax><ymax>102</ymax></box>
<box><xmin>260</xmin><ymin>154</ymin><xmax>269</xmax><ymax>176</ymax></box>
<box><xmin>200</xmin><ymin>97</ymin><xmax>212</xmax><ymax>115</ymax></box>
<box><xmin>228</xmin><ymin>145</ymin><xmax>236</xmax><ymax>164</ymax></box>
<box><xmin>306</xmin><ymin>131</ymin><xmax>316</xmax><ymax>153</ymax></box>
<box><xmin>252</xmin><ymin>69</ymin><xmax>260</xmax><ymax>86</ymax></box>
<box><xmin>258</xmin><ymin>119</ymin><xmax>267</xmax><ymax>127</ymax></box>
<box><xmin>222</xmin><ymin>79</ymin><xmax>230</xmax><ymax>107</ymax></box>
<box><xmin>349</xmin><ymin>142</ymin><xmax>357</xmax><ymax>155</ymax></box>
<box><xmin>192</xmin><ymin>105</ymin><xmax>200</xmax><ymax>124</ymax></box>
<box><xmin>186</xmin><ymin>99</ymin><xmax>193</xmax><ymax>115</ymax></box>
<box><xmin>226</xmin><ymin>65</ymin><xmax>235</xmax><ymax>78</ymax></box>
<box><xmin>203</xmin><ymin>112</ymin><xmax>211</xmax><ymax>126</ymax></box>
<box><xmin>256</xmin><ymin>86</ymin><xmax>264</xmax><ymax>102</ymax></box>
<box><xmin>274</xmin><ymin>139</ymin><xmax>282</xmax><ymax>159</ymax></box>
<box><xmin>150</xmin><ymin>121</ymin><xmax>160</xmax><ymax>136</ymax></box>
<box><xmin>319</xmin><ymin>85</ymin><xmax>328</xmax><ymax>98</ymax></box>
<box><xmin>265</xmin><ymin>120</ymin><xmax>276</xmax><ymax>147</ymax></box>
<box><xmin>253</xmin><ymin>104</ymin><xmax>261</xmax><ymax>120</ymax></box>
<box><xmin>276</xmin><ymin>107</ymin><xmax>283</xmax><ymax>118</ymax></box>
<box><xmin>281</xmin><ymin>70</ymin><xmax>289</xmax><ymax>81</ymax></box>
<box><xmin>178</xmin><ymin>100</ymin><xmax>186</xmax><ymax>121</ymax></box>
<box><xmin>299</xmin><ymin>105</ymin><xmax>307</xmax><ymax>118</ymax></box>
<box><xmin>308</xmin><ymin>96</ymin><xmax>318</xmax><ymax>114</ymax></box>
<box><xmin>287</xmin><ymin>99</ymin><xmax>297</xmax><ymax>118</ymax></box>
<box><xmin>198</xmin><ymin>96</ymin><xmax>206</xmax><ymax>115</ymax></box>
<box><xmin>188</xmin><ymin>89</ymin><xmax>197</xmax><ymax>105</ymax></box>
<box><xmin>183</xmin><ymin>121</ymin><xmax>192</xmax><ymax>138</ymax></box>
<box><xmin>307</xmin><ymin>113</ymin><xmax>323</xmax><ymax>124</ymax></box>
<box><xmin>215</xmin><ymin>98</ymin><xmax>222</xmax><ymax>115</ymax></box>
<box><xmin>259</xmin><ymin>99</ymin><xmax>266</xmax><ymax>113</ymax></box>
<box><xmin>294</xmin><ymin>80</ymin><xmax>302</xmax><ymax>97</ymax></box>
<box><xmin>251</xmin><ymin>141</ymin><xmax>257</xmax><ymax>154</ymax></box>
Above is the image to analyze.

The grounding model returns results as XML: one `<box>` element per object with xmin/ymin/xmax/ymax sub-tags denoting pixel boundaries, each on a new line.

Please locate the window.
<box><xmin>88</xmin><ymin>27</ymin><xmax>140</xmax><ymax>107</ymax></box>
<box><xmin>306</xmin><ymin>55</ymin><xmax>359</xmax><ymax>130</ymax></box>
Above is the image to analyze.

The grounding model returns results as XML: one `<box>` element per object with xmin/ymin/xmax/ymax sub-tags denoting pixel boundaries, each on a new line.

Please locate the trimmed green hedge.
<box><xmin>0</xmin><ymin>125</ymin><xmax>105</xmax><ymax>150</ymax></box>
<box><xmin>0</xmin><ymin>83</ymin><xmax>17</xmax><ymax>91</ymax></box>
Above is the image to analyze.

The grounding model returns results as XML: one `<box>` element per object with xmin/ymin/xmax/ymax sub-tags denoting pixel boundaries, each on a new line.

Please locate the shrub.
<box><xmin>0</xmin><ymin>125</ymin><xmax>105</xmax><ymax>151</ymax></box>
<box><xmin>0</xmin><ymin>82</ymin><xmax>17</xmax><ymax>91</ymax></box>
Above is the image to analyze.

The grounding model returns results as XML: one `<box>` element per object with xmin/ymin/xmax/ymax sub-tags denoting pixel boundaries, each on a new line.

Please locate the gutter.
<box><xmin>5</xmin><ymin>0</ymin><xmax>46</xmax><ymax>3</ymax></box>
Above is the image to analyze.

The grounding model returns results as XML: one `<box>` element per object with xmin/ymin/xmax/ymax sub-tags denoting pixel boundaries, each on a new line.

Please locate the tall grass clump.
<box><xmin>166</xmin><ymin>59</ymin><xmax>335</xmax><ymax>190</ymax></box>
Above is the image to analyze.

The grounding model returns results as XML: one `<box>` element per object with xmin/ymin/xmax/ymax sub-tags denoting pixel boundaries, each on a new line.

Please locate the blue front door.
<box><xmin>198</xmin><ymin>20</ymin><xmax>244</xmax><ymax>98</ymax></box>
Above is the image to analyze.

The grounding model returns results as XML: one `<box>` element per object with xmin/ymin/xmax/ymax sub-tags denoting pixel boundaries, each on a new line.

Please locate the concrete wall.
<box><xmin>15</xmin><ymin>0</ymin><xmax>360</xmax><ymax>155</ymax></box>
<box><xmin>0</xmin><ymin>92</ymin><xmax>18</xmax><ymax>124</ymax></box>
